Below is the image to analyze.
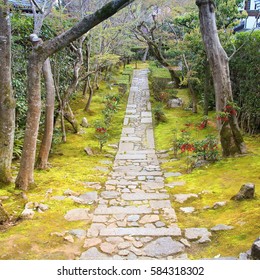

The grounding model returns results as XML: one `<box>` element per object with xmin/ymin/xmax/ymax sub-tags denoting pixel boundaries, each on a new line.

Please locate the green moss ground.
<box><xmin>150</xmin><ymin>63</ymin><xmax>260</xmax><ymax>259</ymax></box>
<box><xmin>0</xmin><ymin>64</ymin><xmax>134</xmax><ymax>260</ymax></box>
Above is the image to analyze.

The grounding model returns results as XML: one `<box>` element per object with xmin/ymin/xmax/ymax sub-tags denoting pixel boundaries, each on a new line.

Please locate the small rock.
<box><xmin>38</xmin><ymin>203</ymin><xmax>49</xmax><ymax>212</ymax></box>
<box><xmin>211</xmin><ymin>224</ymin><xmax>234</xmax><ymax>231</ymax></box>
<box><xmin>50</xmin><ymin>232</ymin><xmax>66</xmax><ymax>237</ymax></box>
<box><xmin>194</xmin><ymin>160</ymin><xmax>209</xmax><ymax>168</ymax></box>
<box><xmin>64</xmin><ymin>235</ymin><xmax>74</xmax><ymax>243</ymax></box>
<box><xmin>81</xmin><ymin>117</ymin><xmax>89</xmax><ymax>128</ymax></box>
<box><xmin>196</xmin><ymin>236</ymin><xmax>211</xmax><ymax>244</ymax></box>
<box><xmin>64</xmin><ymin>189</ymin><xmax>80</xmax><ymax>197</ymax></box>
<box><xmin>203</xmin><ymin>206</ymin><xmax>211</xmax><ymax>210</ymax></box>
<box><xmin>239</xmin><ymin>253</ymin><xmax>249</xmax><ymax>260</ymax></box>
<box><xmin>118</xmin><ymin>250</ymin><xmax>130</xmax><ymax>256</ymax></box>
<box><xmin>185</xmin><ymin>228</ymin><xmax>211</xmax><ymax>241</ymax></box>
<box><xmin>167</xmin><ymin>98</ymin><xmax>183</xmax><ymax>108</ymax></box>
<box><xmin>213</xmin><ymin>201</ymin><xmax>227</xmax><ymax>209</ymax></box>
<box><xmin>64</xmin><ymin>208</ymin><xmax>91</xmax><ymax>221</ymax></box>
<box><xmin>25</xmin><ymin>202</ymin><xmax>34</xmax><ymax>209</ymax></box>
<box><xmin>21</xmin><ymin>208</ymin><xmax>35</xmax><ymax>219</ymax></box>
<box><xmin>180</xmin><ymin>207</ymin><xmax>195</xmax><ymax>214</ymax></box>
<box><xmin>180</xmin><ymin>238</ymin><xmax>191</xmax><ymax>248</ymax></box>
<box><xmin>84</xmin><ymin>147</ymin><xmax>94</xmax><ymax>156</ymax></box>
<box><xmin>140</xmin><ymin>237</ymin><xmax>153</xmax><ymax>243</ymax></box>
<box><xmin>118</xmin><ymin>242</ymin><xmax>131</xmax><ymax>250</ymax></box>
<box><xmin>101</xmin><ymin>191</ymin><xmax>120</xmax><ymax>199</ymax></box>
<box><xmin>106</xmin><ymin>237</ymin><xmax>125</xmax><ymax>244</ymax></box>
<box><xmin>100</xmin><ymin>242</ymin><xmax>117</xmax><ymax>255</ymax></box>
<box><xmin>127</xmin><ymin>215</ymin><xmax>140</xmax><ymax>222</ymax></box>
<box><xmin>80</xmin><ymin>247</ymin><xmax>110</xmax><ymax>260</ymax></box>
<box><xmin>174</xmin><ymin>193</ymin><xmax>198</xmax><ymax>203</ymax></box>
<box><xmin>108</xmin><ymin>144</ymin><xmax>118</xmax><ymax>149</ymax></box>
<box><xmin>251</xmin><ymin>237</ymin><xmax>260</xmax><ymax>260</ymax></box>
<box><xmin>139</xmin><ymin>215</ymin><xmax>159</xmax><ymax>224</ymax></box>
<box><xmin>83</xmin><ymin>238</ymin><xmax>102</xmax><ymax>249</ymax></box>
<box><xmin>143</xmin><ymin>237</ymin><xmax>184</xmax><ymax>257</ymax></box>
<box><xmin>69</xmin><ymin>229</ymin><xmax>87</xmax><ymax>239</ymax></box>
<box><xmin>231</xmin><ymin>183</ymin><xmax>255</xmax><ymax>201</ymax></box>
<box><xmin>133</xmin><ymin>241</ymin><xmax>143</xmax><ymax>248</ymax></box>
<box><xmin>155</xmin><ymin>221</ymin><xmax>165</xmax><ymax>228</ymax></box>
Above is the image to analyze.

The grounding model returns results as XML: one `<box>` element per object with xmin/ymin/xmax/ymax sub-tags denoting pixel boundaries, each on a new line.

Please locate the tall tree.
<box><xmin>196</xmin><ymin>0</ymin><xmax>246</xmax><ymax>156</ymax></box>
<box><xmin>15</xmin><ymin>0</ymin><xmax>135</xmax><ymax>191</ymax></box>
<box><xmin>0</xmin><ymin>0</ymin><xmax>15</xmax><ymax>184</ymax></box>
<box><xmin>29</xmin><ymin>0</ymin><xmax>57</xmax><ymax>170</ymax></box>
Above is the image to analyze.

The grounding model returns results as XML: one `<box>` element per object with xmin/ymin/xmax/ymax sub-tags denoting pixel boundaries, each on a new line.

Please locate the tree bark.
<box><xmin>36</xmin><ymin>58</ymin><xmax>55</xmax><ymax>169</ymax></box>
<box><xmin>196</xmin><ymin>0</ymin><xmax>246</xmax><ymax>156</ymax></box>
<box><xmin>15</xmin><ymin>0</ymin><xmax>134</xmax><ymax>190</ymax></box>
<box><xmin>0</xmin><ymin>1</ymin><xmax>15</xmax><ymax>185</ymax></box>
<box><xmin>142</xmin><ymin>46</ymin><xmax>149</xmax><ymax>62</ymax></box>
<box><xmin>0</xmin><ymin>202</ymin><xmax>9</xmax><ymax>224</ymax></box>
<box><xmin>203</xmin><ymin>60</ymin><xmax>211</xmax><ymax>116</ymax></box>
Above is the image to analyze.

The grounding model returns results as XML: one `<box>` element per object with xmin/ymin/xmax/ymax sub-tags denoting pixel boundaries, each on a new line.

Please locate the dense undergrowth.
<box><xmin>149</xmin><ymin>62</ymin><xmax>260</xmax><ymax>259</ymax></box>
<box><xmin>0</xmin><ymin>64</ymin><xmax>134</xmax><ymax>260</ymax></box>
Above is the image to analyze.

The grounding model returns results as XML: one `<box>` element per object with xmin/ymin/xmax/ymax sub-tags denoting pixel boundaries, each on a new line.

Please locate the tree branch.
<box><xmin>40</xmin><ymin>0</ymin><xmax>134</xmax><ymax>60</ymax></box>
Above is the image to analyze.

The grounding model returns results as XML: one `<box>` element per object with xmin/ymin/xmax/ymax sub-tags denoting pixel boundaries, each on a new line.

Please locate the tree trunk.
<box><xmin>188</xmin><ymin>81</ymin><xmax>198</xmax><ymax>113</ymax></box>
<box><xmin>84</xmin><ymin>77</ymin><xmax>94</xmax><ymax>112</ymax></box>
<box><xmin>196</xmin><ymin>0</ymin><xmax>246</xmax><ymax>156</ymax></box>
<box><xmin>15</xmin><ymin>0</ymin><xmax>134</xmax><ymax>191</ymax></box>
<box><xmin>203</xmin><ymin>60</ymin><xmax>211</xmax><ymax>116</ymax></box>
<box><xmin>36</xmin><ymin>58</ymin><xmax>55</xmax><ymax>169</ymax></box>
<box><xmin>15</xmin><ymin>54</ymin><xmax>43</xmax><ymax>190</ymax></box>
<box><xmin>0</xmin><ymin>1</ymin><xmax>15</xmax><ymax>185</ymax></box>
<box><xmin>0</xmin><ymin>202</ymin><xmax>9</xmax><ymax>224</ymax></box>
<box><xmin>142</xmin><ymin>46</ymin><xmax>149</xmax><ymax>62</ymax></box>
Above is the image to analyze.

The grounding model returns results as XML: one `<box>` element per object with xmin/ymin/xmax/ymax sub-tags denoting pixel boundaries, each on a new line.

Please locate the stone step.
<box><xmin>99</xmin><ymin>227</ymin><xmax>182</xmax><ymax>237</ymax></box>
<box><xmin>121</xmin><ymin>193</ymin><xmax>169</xmax><ymax>201</ymax></box>
<box><xmin>115</xmin><ymin>154</ymin><xmax>146</xmax><ymax>160</ymax></box>
<box><xmin>94</xmin><ymin>206</ymin><xmax>152</xmax><ymax>215</ymax></box>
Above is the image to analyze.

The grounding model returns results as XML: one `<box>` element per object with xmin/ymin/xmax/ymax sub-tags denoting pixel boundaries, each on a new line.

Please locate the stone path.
<box><xmin>79</xmin><ymin>69</ymin><xmax>187</xmax><ymax>260</ymax></box>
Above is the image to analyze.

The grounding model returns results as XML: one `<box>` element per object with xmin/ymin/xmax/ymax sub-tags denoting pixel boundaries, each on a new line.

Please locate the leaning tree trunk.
<box><xmin>15</xmin><ymin>0</ymin><xmax>134</xmax><ymax>191</ymax></box>
<box><xmin>0</xmin><ymin>1</ymin><xmax>15</xmax><ymax>185</ymax></box>
<box><xmin>36</xmin><ymin>58</ymin><xmax>55</xmax><ymax>169</ymax></box>
<box><xmin>196</xmin><ymin>0</ymin><xmax>246</xmax><ymax>156</ymax></box>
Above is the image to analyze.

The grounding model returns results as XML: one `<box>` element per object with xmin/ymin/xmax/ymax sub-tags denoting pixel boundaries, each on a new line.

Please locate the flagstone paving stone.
<box><xmin>76</xmin><ymin>69</ymin><xmax>195</xmax><ymax>260</ymax></box>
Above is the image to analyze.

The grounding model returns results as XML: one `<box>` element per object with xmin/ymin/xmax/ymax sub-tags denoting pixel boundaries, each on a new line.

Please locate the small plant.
<box><xmin>193</xmin><ymin>134</ymin><xmax>219</xmax><ymax>162</ymax></box>
<box><xmin>94</xmin><ymin>120</ymin><xmax>109</xmax><ymax>151</ymax></box>
<box><xmin>13</xmin><ymin>129</ymin><xmax>24</xmax><ymax>159</ymax></box>
<box><xmin>153</xmin><ymin>103</ymin><xmax>167</xmax><ymax>123</ymax></box>
<box><xmin>197</xmin><ymin>115</ymin><xmax>209</xmax><ymax>130</ymax></box>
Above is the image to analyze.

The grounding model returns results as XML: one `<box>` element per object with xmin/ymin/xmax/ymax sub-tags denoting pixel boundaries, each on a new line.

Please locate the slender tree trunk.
<box><xmin>36</xmin><ymin>58</ymin><xmax>55</xmax><ymax>169</ymax></box>
<box><xmin>196</xmin><ymin>0</ymin><xmax>246</xmax><ymax>156</ymax></box>
<box><xmin>84</xmin><ymin>78</ymin><xmax>94</xmax><ymax>112</ymax></box>
<box><xmin>203</xmin><ymin>60</ymin><xmax>211</xmax><ymax>116</ymax></box>
<box><xmin>15</xmin><ymin>54</ymin><xmax>43</xmax><ymax>190</ymax></box>
<box><xmin>142</xmin><ymin>46</ymin><xmax>149</xmax><ymax>62</ymax></box>
<box><xmin>0</xmin><ymin>1</ymin><xmax>15</xmax><ymax>185</ymax></box>
<box><xmin>188</xmin><ymin>81</ymin><xmax>198</xmax><ymax>113</ymax></box>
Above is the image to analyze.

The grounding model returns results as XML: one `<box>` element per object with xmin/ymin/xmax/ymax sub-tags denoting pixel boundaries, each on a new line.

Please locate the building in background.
<box><xmin>234</xmin><ymin>0</ymin><xmax>260</xmax><ymax>32</ymax></box>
